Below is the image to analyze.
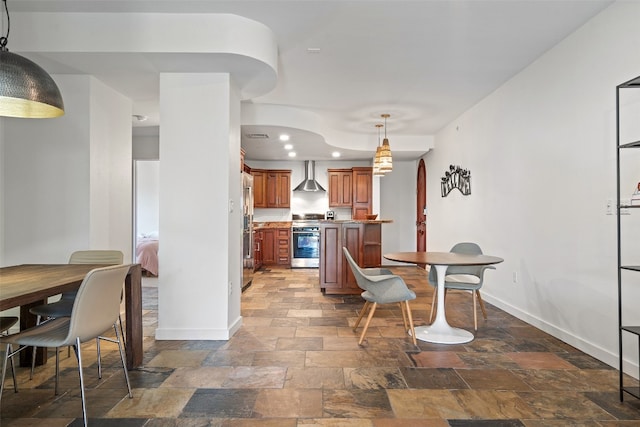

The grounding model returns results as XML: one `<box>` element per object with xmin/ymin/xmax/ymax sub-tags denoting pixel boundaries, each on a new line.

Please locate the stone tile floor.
<box><xmin>1</xmin><ymin>266</ymin><xmax>639</xmax><ymax>426</ymax></box>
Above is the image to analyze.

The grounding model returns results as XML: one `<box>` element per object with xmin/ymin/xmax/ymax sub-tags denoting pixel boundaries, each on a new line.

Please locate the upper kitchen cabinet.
<box><xmin>252</xmin><ymin>169</ymin><xmax>291</xmax><ymax>209</ymax></box>
<box><xmin>267</xmin><ymin>170</ymin><xmax>291</xmax><ymax>208</ymax></box>
<box><xmin>328</xmin><ymin>167</ymin><xmax>372</xmax><ymax>218</ymax></box>
<box><xmin>352</xmin><ymin>167</ymin><xmax>373</xmax><ymax>219</ymax></box>
<box><xmin>252</xmin><ymin>170</ymin><xmax>267</xmax><ymax>208</ymax></box>
<box><xmin>328</xmin><ymin>169</ymin><xmax>353</xmax><ymax>207</ymax></box>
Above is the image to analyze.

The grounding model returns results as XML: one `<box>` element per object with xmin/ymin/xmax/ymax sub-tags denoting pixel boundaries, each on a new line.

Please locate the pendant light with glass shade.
<box><xmin>373</xmin><ymin>123</ymin><xmax>385</xmax><ymax>176</ymax></box>
<box><xmin>0</xmin><ymin>0</ymin><xmax>64</xmax><ymax>118</ymax></box>
<box><xmin>379</xmin><ymin>114</ymin><xmax>393</xmax><ymax>172</ymax></box>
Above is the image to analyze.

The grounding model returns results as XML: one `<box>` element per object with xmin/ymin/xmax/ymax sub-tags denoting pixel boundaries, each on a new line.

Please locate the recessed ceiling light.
<box><xmin>279</xmin><ymin>134</ymin><xmax>290</xmax><ymax>141</ymax></box>
<box><xmin>307</xmin><ymin>48</ymin><xmax>321</xmax><ymax>54</ymax></box>
<box><xmin>332</xmin><ymin>152</ymin><xmax>341</xmax><ymax>158</ymax></box>
<box><xmin>288</xmin><ymin>152</ymin><xmax>296</xmax><ymax>157</ymax></box>
<box><xmin>284</xmin><ymin>144</ymin><xmax>293</xmax><ymax>150</ymax></box>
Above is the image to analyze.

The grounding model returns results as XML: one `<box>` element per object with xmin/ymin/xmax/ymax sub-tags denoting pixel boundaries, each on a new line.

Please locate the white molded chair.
<box><xmin>343</xmin><ymin>247</ymin><xmax>417</xmax><ymax>345</ymax></box>
<box><xmin>29</xmin><ymin>250</ymin><xmax>124</xmax><ymax>379</ymax></box>
<box><xmin>1</xmin><ymin>264</ymin><xmax>133</xmax><ymax>427</ymax></box>
<box><xmin>428</xmin><ymin>242</ymin><xmax>495</xmax><ymax>331</ymax></box>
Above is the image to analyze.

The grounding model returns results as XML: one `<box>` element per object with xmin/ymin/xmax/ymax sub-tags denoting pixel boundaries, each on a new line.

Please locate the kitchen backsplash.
<box><xmin>254</xmin><ymin>207</ymin><xmax>352</xmax><ymax>222</ymax></box>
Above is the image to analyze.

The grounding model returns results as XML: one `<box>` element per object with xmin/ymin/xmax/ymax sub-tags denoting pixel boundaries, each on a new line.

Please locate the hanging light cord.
<box><xmin>0</xmin><ymin>0</ymin><xmax>9</xmax><ymax>52</ymax></box>
<box><xmin>383</xmin><ymin>115</ymin><xmax>387</xmax><ymax>139</ymax></box>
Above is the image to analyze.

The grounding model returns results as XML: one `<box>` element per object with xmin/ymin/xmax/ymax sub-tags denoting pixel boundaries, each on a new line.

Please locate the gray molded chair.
<box><xmin>29</xmin><ymin>250</ymin><xmax>124</xmax><ymax>379</ymax></box>
<box><xmin>0</xmin><ymin>317</ymin><xmax>18</xmax><ymax>385</ymax></box>
<box><xmin>0</xmin><ymin>317</ymin><xmax>18</xmax><ymax>335</ymax></box>
<box><xmin>0</xmin><ymin>265</ymin><xmax>133</xmax><ymax>427</ymax></box>
<box><xmin>428</xmin><ymin>242</ymin><xmax>495</xmax><ymax>331</ymax></box>
<box><xmin>342</xmin><ymin>247</ymin><xmax>417</xmax><ymax>345</ymax></box>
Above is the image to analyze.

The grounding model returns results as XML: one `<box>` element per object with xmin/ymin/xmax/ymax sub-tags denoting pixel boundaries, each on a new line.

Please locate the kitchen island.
<box><xmin>319</xmin><ymin>219</ymin><xmax>392</xmax><ymax>295</ymax></box>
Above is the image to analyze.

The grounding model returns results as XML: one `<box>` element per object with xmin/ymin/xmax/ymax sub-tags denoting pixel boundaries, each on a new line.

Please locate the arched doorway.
<box><xmin>416</xmin><ymin>159</ymin><xmax>426</xmax><ymax>252</ymax></box>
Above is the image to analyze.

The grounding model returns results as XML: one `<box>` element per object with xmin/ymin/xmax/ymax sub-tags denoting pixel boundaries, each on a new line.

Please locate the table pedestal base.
<box><xmin>413</xmin><ymin>324</ymin><xmax>474</xmax><ymax>344</ymax></box>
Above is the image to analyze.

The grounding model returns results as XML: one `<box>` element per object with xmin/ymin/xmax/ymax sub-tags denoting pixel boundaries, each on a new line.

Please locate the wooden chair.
<box><xmin>428</xmin><ymin>242</ymin><xmax>495</xmax><ymax>331</ymax></box>
<box><xmin>343</xmin><ymin>247</ymin><xmax>417</xmax><ymax>345</ymax></box>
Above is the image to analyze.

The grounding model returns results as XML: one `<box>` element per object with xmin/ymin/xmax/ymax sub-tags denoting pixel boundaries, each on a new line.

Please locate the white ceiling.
<box><xmin>12</xmin><ymin>0</ymin><xmax>613</xmax><ymax>161</ymax></box>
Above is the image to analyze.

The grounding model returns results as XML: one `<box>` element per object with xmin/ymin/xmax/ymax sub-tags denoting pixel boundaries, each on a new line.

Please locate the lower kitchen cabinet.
<box><xmin>253</xmin><ymin>230</ymin><xmax>263</xmax><ymax>271</ymax></box>
<box><xmin>319</xmin><ymin>222</ymin><xmax>382</xmax><ymax>295</ymax></box>
<box><xmin>260</xmin><ymin>228</ymin><xmax>291</xmax><ymax>267</ymax></box>
<box><xmin>276</xmin><ymin>228</ymin><xmax>291</xmax><ymax>265</ymax></box>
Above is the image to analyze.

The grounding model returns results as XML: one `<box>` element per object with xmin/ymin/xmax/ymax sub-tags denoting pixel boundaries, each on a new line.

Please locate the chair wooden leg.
<box><xmin>429</xmin><ymin>287</ymin><xmax>437</xmax><ymax>323</ymax></box>
<box><xmin>353</xmin><ymin>301</ymin><xmax>370</xmax><ymax>331</ymax></box>
<box><xmin>358</xmin><ymin>302</ymin><xmax>377</xmax><ymax>345</ymax></box>
<box><xmin>477</xmin><ymin>290</ymin><xmax>488</xmax><ymax>319</ymax></box>
<box><xmin>405</xmin><ymin>301</ymin><xmax>417</xmax><ymax>345</ymax></box>
<box><xmin>399</xmin><ymin>302</ymin><xmax>408</xmax><ymax>332</ymax></box>
<box><xmin>472</xmin><ymin>291</ymin><xmax>478</xmax><ymax>331</ymax></box>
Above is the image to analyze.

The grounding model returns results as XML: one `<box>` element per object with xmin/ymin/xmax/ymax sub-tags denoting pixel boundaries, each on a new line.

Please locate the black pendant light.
<box><xmin>0</xmin><ymin>0</ymin><xmax>64</xmax><ymax>118</ymax></box>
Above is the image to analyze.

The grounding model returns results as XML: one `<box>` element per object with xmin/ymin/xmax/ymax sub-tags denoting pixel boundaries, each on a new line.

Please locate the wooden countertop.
<box><xmin>253</xmin><ymin>221</ymin><xmax>291</xmax><ymax>230</ymax></box>
<box><xmin>253</xmin><ymin>219</ymin><xmax>392</xmax><ymax>230</ymax></box>
<box><xmin>320</xmin><ymin>219</ymin><xmax>393</xmax><ymax>224</ymax></box>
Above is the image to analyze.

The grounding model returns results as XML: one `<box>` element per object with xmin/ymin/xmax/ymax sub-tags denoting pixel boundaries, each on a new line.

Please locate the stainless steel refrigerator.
<box><xmin>242</xmin><ymin>172</ymin><xmax>254</xmax><ymax>290</ymax></box>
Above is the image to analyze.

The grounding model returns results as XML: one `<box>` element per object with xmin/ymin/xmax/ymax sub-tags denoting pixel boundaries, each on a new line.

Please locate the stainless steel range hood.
<box><xmin>293</xmin><ymin>160</ymin><xmax>326</xmax><ymax>192</ymax></box>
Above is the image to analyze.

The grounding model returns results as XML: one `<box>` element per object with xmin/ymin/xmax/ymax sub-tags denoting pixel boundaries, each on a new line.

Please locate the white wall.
<box><xmin>90</xmin><ymin>79</ymin><xmax>133</xmax><ymax>259</ymax></box>
<box><xmin>423</xmin><ymin>1</ymin><xmax>640</xmax><ymax>373</ymax></box>
<box><xmin>2</xmin><ymin>76</ymin><xmax>90</xmax><ymax>265</ymax></box>
<box><xmin>1</xmin><ymin>75</ymin><xmax>133</xmax><ymax>265</ymax></box>
<box><xmin>133</xmin><ymin>134</ymin><xmax>160</xmax><ymax>160</ymax></box>
<box><xmin>135</xmin><ymin>161</ymin><xmax>160</xmax><ymax>237</ymax></box>
<box><xmin>0</xmin><ymin>75</ymin><xmax>133</xmax><ymax>329</ymax></box>
<box><xmin>0</xmin><ymin>119</ymin><xmax>5</xmax><ymax>264</ymax></box>
<box><xmin>156</xmin><ymin>73</ymin><xmax>242</xmax><ymax>340</ymax></box>
<box><xmin>380</xmin><ymin>160</ymin><xmax>419</xmax><ymax>260</ymax></box>
<box><xmin>1</xmin><ymin>76</ymin><xmax>133</xmax><ymax>265</ymax></box>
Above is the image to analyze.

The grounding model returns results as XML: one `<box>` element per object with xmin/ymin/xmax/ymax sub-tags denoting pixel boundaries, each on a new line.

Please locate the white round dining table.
<box><xmin>384</xmin><ymin>251</ymin><xmax>504</xmax><ymax>344</ymax></box>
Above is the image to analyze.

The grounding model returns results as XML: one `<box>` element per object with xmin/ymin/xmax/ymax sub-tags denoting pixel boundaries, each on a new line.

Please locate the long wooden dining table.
<box><xmin>0</xmin><ymin>263</ymin><xmax>143</xmax><ymax>369</ymax></box>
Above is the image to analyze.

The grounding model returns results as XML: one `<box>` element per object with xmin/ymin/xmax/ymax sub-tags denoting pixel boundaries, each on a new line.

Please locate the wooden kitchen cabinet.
<box><xmin>260</xmin><ymin>228</ymin><xmax>291</xmax><ymax>267</ymax></box>
<box><xmin>327</xmin><ymin>167</ymin><xmax>372</xmax><ymax>218</ymax></box>
<box><xmin>252</xmin><ymin>170</ymin><xmax>267</xmax><ymax>208</ymax></box>
<box><xmin>251</xmin><ymin>169</ymin><xmax>290</xmax><ymax>208</ymax></box>
<box><xmin>261</xmin><ymin>229</ymin><xmax>276</xmax><ymax>265</ymax></box>
<box><xmin>253</xmin><ymin>230</ymin><xmax>263</xmax><ymax>271</ymax></box>
<box><xmin>352</xmin><ymin>167</ymin><xmax>373</xmax><ymax>219</ymax></box>
<box><xmin>266</xmin><ymin>171</ymin><xmax>291</xmax><ymax>208</ymax></box>
<box><xmin>319</xmin><ymin>222</ymin><xmax>382</xmax><ymax>295</ymax></box>
<box><xmin>276</xmin><ymin>228</ymin><xmax>291</xmax><ymax>265</ymax></box>
<box><xmin>328</xmin><ymin>169</ymin><xmax>353</xmax><ymax>207</ymax></box>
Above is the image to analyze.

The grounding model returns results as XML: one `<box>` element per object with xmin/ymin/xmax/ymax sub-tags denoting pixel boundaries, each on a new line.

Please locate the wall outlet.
<box><xmin>606</xmin><ymin>199</ymin><xmax>614</xmax><ymax>215</ymax></box>
<box><xmin>512</xmin><ymin>272</ymin><xmax>518</xmax><ymax>284</ymax></box>
<box><xmin>229</xmin><ymin>281</ymin><xmax>233</xmax><ymax>295</ymax></box>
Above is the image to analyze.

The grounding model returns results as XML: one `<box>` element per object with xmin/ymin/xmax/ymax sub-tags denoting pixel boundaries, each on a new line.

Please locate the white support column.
<box><xmin>156</xmin><ymin>73</ymin><xmax>242</xmax><ymax>340</ymax></box>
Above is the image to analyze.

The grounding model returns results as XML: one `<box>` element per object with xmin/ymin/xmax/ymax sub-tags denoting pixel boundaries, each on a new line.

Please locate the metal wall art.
<box><xmin>441</xmin><ymin>165</ymin><xmax>471</xmax><ymax>197</ymax></box>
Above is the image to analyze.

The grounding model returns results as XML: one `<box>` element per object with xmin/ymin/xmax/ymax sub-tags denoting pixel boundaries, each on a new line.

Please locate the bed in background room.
<box><xmin>136</xmin><ymin>232</ymin><xmax>158</xmax><ymax>276</ymax></box>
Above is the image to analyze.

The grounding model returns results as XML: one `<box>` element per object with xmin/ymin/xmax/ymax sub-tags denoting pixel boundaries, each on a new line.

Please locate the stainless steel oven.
<box><xmin>291</xmin><ymin>213</ymin><xmax>323</xmax><ymax>268</ymax></box>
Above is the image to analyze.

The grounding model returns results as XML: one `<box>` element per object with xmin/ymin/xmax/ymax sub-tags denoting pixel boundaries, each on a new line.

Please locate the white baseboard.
<box><xmin>155</xmin><ymin>316</ymin><xmax>243</xmax><ymax>341</ymax></box>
